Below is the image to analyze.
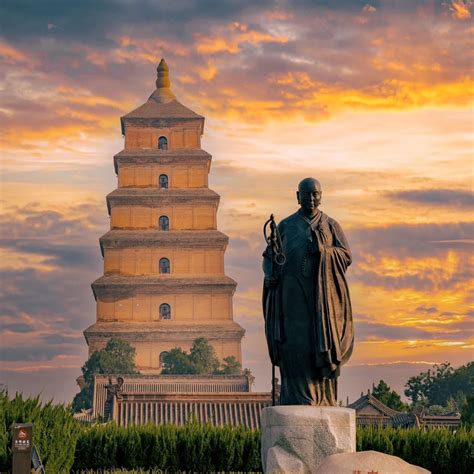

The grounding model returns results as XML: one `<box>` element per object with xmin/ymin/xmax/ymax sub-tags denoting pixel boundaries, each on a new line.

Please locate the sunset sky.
<box><xmin>0</xmin><ymin>0</ymin><xmax>473</xmax><ymax>404</ymax></box>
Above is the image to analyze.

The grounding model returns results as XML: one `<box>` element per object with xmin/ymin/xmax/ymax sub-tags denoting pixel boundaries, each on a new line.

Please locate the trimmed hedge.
<box><xmin>0</xmin><ymin>391</ymin><xmax>81</xmax><ymax>473</ymax></box>
<box><xmin>74</xmin><ymin>424</ymin><xmax>473</xmax><ymax>474</ymax></box>
<box><xmin>358</xmin><ymin>425</ymin><xmax>474</xmax><ymax>474</ymax></box>
<box><xmin>73</xmin><ymin>422</ymin><xmax>261</xmax><ymax>472</ymax></box>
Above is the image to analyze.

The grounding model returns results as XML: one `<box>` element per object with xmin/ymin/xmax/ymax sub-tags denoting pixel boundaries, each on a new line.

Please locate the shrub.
<box><xmin>73</xmin><ymin>422</ymin><xmax>261</xmax><ymax>472</ymax></box>
<box><xmin>74</xmin><ymin>423</ymin><xmax>473</xmax><ymax>473</ymax></box>
<box><xmin>358</xmin><ymin>425</ymin><xmax>474</xmax><ymax>474</ymax></box>
<box><xmin>0</xmin><ymin>390</ymin><xmax>81</xmax><ymax>473</ymax></box>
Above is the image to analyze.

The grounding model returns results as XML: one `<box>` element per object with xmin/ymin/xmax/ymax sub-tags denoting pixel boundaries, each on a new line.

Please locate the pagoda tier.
<box><xmin>99</xmin><ymin>230</ymin><xmax>229</xmax><ymax>252</ymax></box>
<box><xmin>91</xmin><ymin>275</ymin><xmax>237</xmax><ymax>298</ymax></box>
<box><xmin>107</xmin><ymin>188</ymin><xmax>220</xmax><ymax>208</ymax></box>
<box><xmin>86</xmin><ymin>59</ymin><xmax>244</xmax><ymax>373</ymax></box>
<box><xmin>113</xmin><ymin>149</ymin><xmax>211</xmax><ymax>174</ymax></box>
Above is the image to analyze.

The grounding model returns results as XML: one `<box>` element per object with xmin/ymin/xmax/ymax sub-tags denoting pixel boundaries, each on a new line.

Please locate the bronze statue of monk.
<box><xmin>263</xmin><ymin>177</ymin><xmax>354</xmax><ymax>406</ymax></box>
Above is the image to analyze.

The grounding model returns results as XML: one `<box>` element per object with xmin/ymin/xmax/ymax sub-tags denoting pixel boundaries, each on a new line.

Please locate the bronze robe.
<box><xmin>263</xmin><ymin>209</ymin><xmax>353</xmax><ymax>405</ymax></box>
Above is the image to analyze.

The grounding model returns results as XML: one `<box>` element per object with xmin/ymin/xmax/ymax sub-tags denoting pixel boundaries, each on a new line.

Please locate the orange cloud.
<box><xmin>195</xmin><ymin>22</ymin><xmax>289</xmax><ymax>55</ymax></box>
<box><xmin>264</xmin><ymin>9</ymin><xmax>294</xmax><ymax>21</ymax></box>
<box><xmin>198</xmin><ymin>73</ymin><xmax>473</xmax><ymax>123</ymax></box>
<box><xmin>357</xmin><ymin>252</ymin><xmax>467</xmax><ymax>287</ymax></box>
<box><xmin>197</xmin><ymin>61</ymin><xmax>218</xmax><ymax>81</ymax></box>
<box><xmin>0</xmin><ymin>41</ymin><xmax>34</xmax><ymax>66</ymax></box>
<box><xmin>363</xmin><ymin>4</ymin><xmax>377</xmax><ymax>13</ymax></box>
<box><xmin>449</xmin><ymin>0</ymin><xmax>473</xmax><ymax>19</ymax></box>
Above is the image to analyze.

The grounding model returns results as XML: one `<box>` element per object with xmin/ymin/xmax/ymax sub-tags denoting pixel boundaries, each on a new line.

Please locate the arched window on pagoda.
<box><xmin>159</xmin><ymin>215</ymin><xmax>169</xmax><ymax>231</ymax></box>
<box><xmin>158</xmin><ymin>136</ymin><xmax>168</xmax><ymax>150</ymax></box>
<box><xmin>159</xmin><ymin>351</ymin><xmax>169</xmax><ymax>369</ymax></box>
<box><xmin>160</xmin><ymin>303</ymin><xmax>171</xmax><ymax>320</ymax></box>
<box><xmin>159</xmin><ymin>174</ymin><xmax>169</xmax><ymax>189</ymax></box>
<box><xmin>159</xmin><ymin>257</ymin><xmax>170</xmax><ymax>274</ymax></box>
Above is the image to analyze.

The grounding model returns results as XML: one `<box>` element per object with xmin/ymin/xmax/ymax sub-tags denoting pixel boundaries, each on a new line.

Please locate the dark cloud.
<box><xmin>416</xmin><ymin>305</ymin><xmax>438</xmax><ymax>314</ymax></box>
<box><xmin>0</xmin><ymin>344</ymin><xmax>76</xmax><ymax>362</ymax></box>
<box><xmin>354</xmin><ymin>310</ymin><xmax>474</xmax><ymax>341</ymax></box>
<box><xmin>387</xmin><ymin>189</ymin><xmax>474</xmax><ymax>209</ymax></box>
<box><xmin>41</xmin><ymin>333</ymin><xmax>84</xmax><ymax>345</ymax></box>
<box><xmin>355</xmin><ymin>320</ymin><xmax>432</xmax><ymax>340</ymax></box>
<box><xmin>0</xmin><ymin>205</ymin><xmax>105</xmax><ymax>267</ymax></box>
<box><xmin>0</xmin><ymin>204</ymin><xmax>106</xmax><ymax>350</ymax></box>
<box><xmin>0</xmin><ymin>267</ymin><xmax>97</xmax><ymax>332</ymax></box>
<box><xmin>0</xmin><ymin>0</ymin><xmax>450</xmax><ymax>45</ymax></box>
<box><xmin>0</xmin><ymin>0</ymin><xmax>272</xmax><ymax>43</ymax></box>
<box><xmin>1</xmin><ymin>322</ymin><xmax>35</xmax><ymax>333</ymax></box>
<box><xmin>0</xmin><ymin>206</ymin><xmax>105</xmax><ymax>240</ymax></box>
<box><xmin>347</xmin><ymin>222</ymin><xmax>474</xmax><ymax>258</ymax></box>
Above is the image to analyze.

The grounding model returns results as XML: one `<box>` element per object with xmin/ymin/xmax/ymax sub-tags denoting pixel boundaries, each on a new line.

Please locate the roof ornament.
<box><xmin>148</xmin><ymin>58</ymin><xmax>176</xmax><ymax>104</ymax></box>
<box><xmin>156</xmin><ymin>58</ymin><xmax>171</xmax><ymax>89</ymax></box>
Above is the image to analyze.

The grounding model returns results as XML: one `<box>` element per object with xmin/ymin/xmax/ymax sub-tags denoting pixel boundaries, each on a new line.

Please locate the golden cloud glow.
<box><xmin>449</xmin><ymin>0</ymin><xmax>473</xmax><ymax>19</ymax></box>
<box><xmin>195</xmin><ymin>22</ymin><xmax>288</xmax><ymax>55</ymax></box>
<box><xmin>0</xmin><ymin>41</ymin><xmax>33</xmax><ymax>66</ymax></box>
<box><xmin>197</xmin><ymin>61</ymin><xmax>218</xmax><ymax>81</ymax></box>
<box><xmin>193</xmin><ymin>74</ymin><xmax>474</xmax><ymax>124</ymax></box>
<box><xmin>0</xmin><ymin>249</ymin><xmax>58</xmax><ymax>272</ymax></box>
<box><xmin>357</xmin><ymin>252</ymin><xmax>469</xmax><ymax>285</ymax></box>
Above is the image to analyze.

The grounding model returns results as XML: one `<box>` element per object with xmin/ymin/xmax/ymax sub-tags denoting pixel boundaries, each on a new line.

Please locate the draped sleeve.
<box><xmin>313</xmin><ymin>215</ymin><xmax>354</xmax><ymax>370</ymax></box>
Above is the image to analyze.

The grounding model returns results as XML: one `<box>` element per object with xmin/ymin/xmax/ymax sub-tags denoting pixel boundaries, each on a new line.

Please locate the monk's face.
<box><xmin>297</xmin><ymin>179</ymin><xmax>322</xmax><ymax>216</ymax></box>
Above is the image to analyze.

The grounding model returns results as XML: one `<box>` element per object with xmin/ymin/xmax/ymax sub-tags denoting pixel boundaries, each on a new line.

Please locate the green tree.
<box><xmin>72</xmin><ymin>338</ymin><xmax>139</xmax><ymax>412</ymax></box>
<box><xmin>162</xmin><ymin>347</ymin><xmax>197</xmax><ymax>375</ymax></box>
<box><xmin>161</xmin><ymin>338</ymin><xmax>242</xmax><ymax>376</ymax></box>
<box><xmin>216</xmin><ymin>356</ymin><xmax>242</xmax><ymax>375</ymax></box>
<box><xmin>372</xmin><ymin>379</ymin><xmax>409</xmax><ymax>411</ymax></box>
<box><xmin>461</xmin><ymin>395</ymin><xmax>474</xmax><ymax>426</ymax></box>
<box><xmin>404</xmin><ymin>361</ymin><xmax>473</xmax><ymax>409</ymax></box>
<box><xmin>189</xmin><ymin>337</ymin><xmax>220</xmax><ymax>374</ymax></box>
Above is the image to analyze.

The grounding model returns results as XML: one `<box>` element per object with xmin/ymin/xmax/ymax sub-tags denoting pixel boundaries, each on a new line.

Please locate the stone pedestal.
<box><xmin>261</xmin><ymin>406</ymin><xmax>356</xmax><ymax>474</ymax></box>
<box><xmin>316</xmin><ymin>451</ymin><xmax>430</xmax><ymax>474</ymax></box>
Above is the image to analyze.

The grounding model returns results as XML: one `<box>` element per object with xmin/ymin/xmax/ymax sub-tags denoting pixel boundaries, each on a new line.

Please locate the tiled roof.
<box><xmin>93</xmin><ymin>374</ymin><xmax>255</xmax><ymax>419</ymax></box>
<box><xmin>122</xmin><ymin>98</ymin><xmax>203</xmax><ymax>121</ymax></box>
<box><xmin>348</xmin><ymin>394</ymin><xmax>401</xmax><ymax>417</ymax></box>
<box><xmin>113</xmin><ymin>393</ymin><xmax>272</xmax><ymax>429</ymax></box>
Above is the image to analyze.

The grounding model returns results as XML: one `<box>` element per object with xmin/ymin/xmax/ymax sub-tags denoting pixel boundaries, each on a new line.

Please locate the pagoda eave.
<box><xmin>84</xmin><ymin>321</ymin><xmax>245</xmax><ymax>344</ymax></box>
<box><xmin>91</xmin><ymin>275</ymin><xmax>237</xmax><ymax>300</ymax></box>
<box><xmin>106</xmin><ymin>188</ymin><xmax>220</xmax><ymax>213</ymax></box>
<box><xmin>99</xmin><ymin>230</ymin><xmax>229</xmax><ymax>254</ymax></box>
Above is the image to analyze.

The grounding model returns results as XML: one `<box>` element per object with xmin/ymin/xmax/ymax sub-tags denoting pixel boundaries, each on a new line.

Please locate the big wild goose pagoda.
<box><xmin>82</xmin><ymin>59</ymin><xmax>272</xmax><ymax>426</ymax></box>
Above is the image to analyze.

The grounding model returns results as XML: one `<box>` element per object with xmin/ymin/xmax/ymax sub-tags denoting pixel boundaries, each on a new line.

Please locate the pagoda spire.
<box><xmin>149</xmin><ymin>58</ymin><xmax>176</xmax><ymax>103</ymax></box>
<box><xmin>156</xmin><ymin>58</ymin><xmax>170</xmax><ymax>89</ymax></box>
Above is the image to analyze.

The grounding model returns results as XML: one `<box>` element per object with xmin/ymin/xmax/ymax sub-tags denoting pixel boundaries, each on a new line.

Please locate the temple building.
<box><xmin>347</xmin><ymin>392</ymin><xmax>461</xmax><ymax>429</ymax></box>
<box><xmin>85</xmin><ymin>59</ymin><xmax>245</xmax><ymax>371</ymax></box>
<box><xmin>80</xmin><ymin>59</ymin><xmax>272</xmax><ymax>426</ymax></box>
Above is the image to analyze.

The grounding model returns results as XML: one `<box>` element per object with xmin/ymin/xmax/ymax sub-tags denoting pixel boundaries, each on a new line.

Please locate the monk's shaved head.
<box><xmin>296</xmin><ymin>177</ymin><xmax>322</xmax><ymax>218</ymax></box>
<box><xmin>298</xmin><ymin>177</ymin><xmax>321</xmax><ymax>193</ymax></box>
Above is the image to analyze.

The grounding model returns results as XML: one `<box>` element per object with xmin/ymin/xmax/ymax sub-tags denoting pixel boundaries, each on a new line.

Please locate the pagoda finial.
<box><xmin>156</xmin><ymin>58</ymin><xmax>170</xmax><ymax>89</ymax></box>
